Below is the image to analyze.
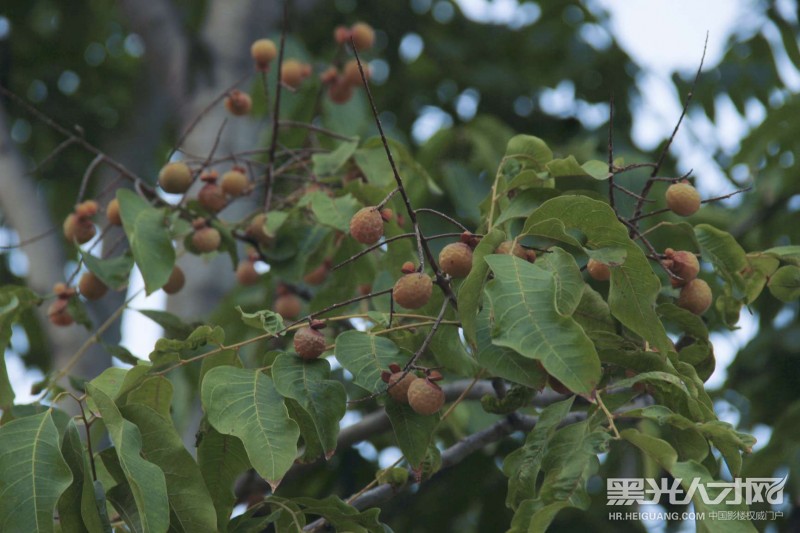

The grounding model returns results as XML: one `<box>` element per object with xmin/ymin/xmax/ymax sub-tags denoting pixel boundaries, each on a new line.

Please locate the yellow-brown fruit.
<box><xmin>393</xmin><ymin>273</ymin><xmax>433</xmax><ymax>309</ymax></box>
<box><xmin>236</xmin><ymin>260</ymin><xmax>260</xmax><ymax>286</ymax></box>
<box><xmin>439</xmin><ymin>242</ymin><xmax>473</xmax><ymax>278</ymax></box>
<box><xmin>294</xmin><ymin>327</ymin><xmax>327</xmax><ymax>360</ymax></box>
<box><xmin>281</xmin><ymin>60</ymin><xmax>307</xmax><ymax>89</ymax></box>
<box><xmin>342</xmin><ymin>59</ymin><xmax>369</xmax><ymax>86</ymax></box>
<box><xmin>79</xmin><ymin>272</ymin><xmax>108</xmax><ymax>301</ymax></box>
<box><xmin>221</xmin><ymin>169</ymin><xmax>249</xmax><ymax>197</ymax></box>
<box><xmin>525</xmin><ymin>249</ymin><xmax>537</xmax><ymax>263</ymax></box>
<box><xmin>274</xmin><ymin>294</ymin><xmax>301</xmax><ymax>319</ymax></box>
<box><xmin>246</xmin><ymin>213</ymin><xmax>271</xmax><ymax>246</ymax></box>
<box><xmin>224</xmin><ymin>90</ymin><xmax>253</xmax><ymax>116</ymax></box>
<box><xmin>388</xmin><ymin>372</ymin><xmax>416</xmax><ymax>403</ymax></box>
<box><xmin>75</xmin><ymin>200</ymin><xmax>99</xmax><ymax>218</ymax></box>
<box><xmin>586</xmin><ymin>258</ymin><xmax>611</xmax><ymax>281</ymax></box>
<box><xmin>334</xmin><ymin>25</ymin><xmax>351</xmax><ymax>44</ymax></box>
<box><xmin>159</xmin><ymin>162</ymin><xmax>193</xmax><ymax>194</ymax></box>
<box><xmin>192</xmin><ymin>227</ymin><xmax>221</xmax><ymax>253</ymax></box>
<box><xmin>664</xmin><ymin>248</ymin><xmax>700</xmax><ymax>288</ymax></box>
<box><xmin>349</xmin><ymin>207</ymin><xmax>384</xmax><ymax>244</ymax></box>
<box><xmin>303</xmin><ymin>264</ymin><xmax>329</xmax><ymax>286</ymax></box>
<box><xmin>319</xmin><ymin>66</ymin><xmax>338</xmax><ymax>84</ymax></box>
<box><xmin>250</xmin><ymin>38</ymin><xmax>277</xmax><ymax>70</ymax></box>
<box><xmin>407</xmin><ymin>379</ymin><xmax>444</xmax><ymax>415</ymax></box>
<box><xmin>163</xmin><ymin>266</ymin><xmax>185</xmax><ymax>294</ymax></box>
<box><xmin>53</xmin><ymin>282</ymin><xmax>71</xmax><ymax>298</ymax></box>
<box><xmin>328</xmin><ymin>78</ymin><xmax>354</xmax><ymax>104</ymax></box>
<box><xmin>665</xmin><ymin>181</ymin><xmax>701</xmax><ymax>217</ymax></box>
<box><xmin>350</xmin><ymin>22</ymin><xmax>375</xmax><ymax>50</ymax></box>
<box><xmin>677</xmin><ymin>278</ymin><xmax>712</xmax><ymax>315</ymax></box>
<box><xmin>106</xmin><ymin>198</ymin><xmax>122</xmax><ymax>225</ymax></box>
<box><xmin>198</xmin><ymin>183</ymin><xmax>227</xmax><ymax>213</ymax></box>
<box><xmin>495</xmin><ymin>240</ymin><xmax>526</xmax><ymax>259</ymax></box>
<box><xmin>48</xmin><ymin>299</ymin><xmax>74</xmax><ymax>327</ymax></box>
<box><xmin>63</xmin><ymin>214</ymin><xmax>96</xmax><ymax>244</ymax></box>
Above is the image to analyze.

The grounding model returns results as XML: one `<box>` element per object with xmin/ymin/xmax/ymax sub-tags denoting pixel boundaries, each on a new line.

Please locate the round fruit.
<box><xmin>294</xmin><ymin>327</ymin><xmax>327</xmax><ymax>360</ymax></box>
<box><xmin>439</xmin><ymin>242</ymin><xmax>473</xmax><ymax>278</ymax></box>
<box><xmin>75</xmin><ymin>200</ymin><xmax>99</xmax><ymax>218</ymax></box>
<box><xmin>53</xmin><ymin>282</ymin><xmax>70</xmax><ymax>298</ymax></box>
<box><xmin>328</xmin><ymin>78</ymin><xmax>354</xmax><ymax>104</ymax></box>
<box><xmin>387</xmin><ymin>372</ymin><xmax>416</xmax><ymax>403</ymax></box>
<box><xmin>393</xmin><ymin>273</ymin><xmax>433</xmax><ymax>309</ymax></box>
<box><xmin>250</xmin><ymin>38</ymin><xmax>277</xmax><ymax>70</ymax></box>
<box><xmin>163</xmin><ymin>266</ymin><xmax>185</xmax><ymax>294</ymax></box>
<box><xmin>586</xmin><ymin>258</ymin><xmax>611</xmax><ymax>281</ymax></box>
<box><xmin>303</xmin><ymin>264</ymin><xmax>329</xmax><ymax>286</ymax></box>
<box><xmin>159</xmin><ymin>162</ymin><xmax>193</xmax><ymax>194</ymax></box>
<box><xmin>235</xmin><ymin>260</ymin><xmax>260</xmax><ymax>286</ymax></box>
<box><xmin>281</xmin><ymin>60</ymin><xmax>307</xmax><ymax>89</ymax></box>
<box><xmin>334</xmin><ymin>25</ymin><xmax>351</xmax><ymax>44</ymax></box>
<box><xmin>664</xmin><ymin>248</ymin><xmax>700</xmax><ymax>287</ymax></box>
<box><xmin>407</xmin><ymin>379</ymin><xmax>444</xmax><ymax>415</ymax></box>
<box><xmin>342</xmin><ymin>59</ymin><xmax>368</xmax><ymax>86</ymax></box>
<box><xmin>495</xmin><ymin>240</ymin><xmax>526</xmax><ymax>259</ymax></box>
<box><xmin>350</xmin><ymin>22</ymin><xmax>375</xmax><ymax>50</ymax></box>
<box><xmin>106</xmin><ymin>198</ymin><xmax>122</xmax><ymax>225</ymax></box>
<box><xmin>677</xmin><ymin>278</ymin><xmax>712</xmax><ymax>315</ymax></box>
<box><xmin>665</xmin><ymin>181</ymin><xmax>701</xmax><ymax>217</ymax></box>
<box><xmin>349</xmin><ymin>207</ymin><xmax>384</xmax><ymax>244</ymax></box>
<box><xmin>525</xmin><ymin>249</ymin><xmax>537</xmax><ymax>263</ymax></box>
<box><xmin>221</xmin><ymin>169</ymin><xmax>249</xmax><ymax>197</ymax></box>
<box><xmin>192</xmin><ymin>227</ymin><xmax>221</xmax><ymax>253</ymax></box>
<box><xmin>246</xmin><ymin>213</ymin><xmax>271</xmax><ymax>246</ymax></box>
<box><xmin>48</xmin><ymin>299</ymin><xmax>74</xmax><ymax>327</ymax></box>
<box><xmin>79</xmin><ymin>272</ymin><xmax>108</xmax><ymax>301</ymax></box>
<box><xmin>274</xmin><ymin>294</ymin><xmax>301</xmax><ymax>319</ymax></box>
<box><xmin>198</xmin><ymin>183</ymin><xmax>227</xmax><ymax>213</ymax></box>
<box><xmin>319</xmin><ymin>66</ymin><xmax>338</xmax><ymax>84</ymax></box>
<box><xmin>63</xmin><ymin>214</ymin><xmax>96</xmax><ymax>244</ymax></box>
<box><xmin>224</xmin><ymin>89</ymin><xmax>253</xmax><ymax>116</ymax></box>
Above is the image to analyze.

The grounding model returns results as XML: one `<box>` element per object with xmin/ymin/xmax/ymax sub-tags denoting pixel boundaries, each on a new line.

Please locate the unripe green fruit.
<box><xmin>586</xmin><ymin>258</ymin><xmax>611</xmax><ymax>281</ymax></box>
<box><xmin>349</xmin><ymin>207</ymin><xmax>384</xmax><ymax>245</ymax></box>
<box><xmin>665</xmin><ymin>182</ymin><xmax>701</xmax><ymax>216</ymax></box>
<box><xmin>294</xmin><ymin>327</ymin><xmax>327</xmax><ymax>360</ymax></box>
<box><xmin>408</xmin><ymin>379</ymin><xmax>444</xmax><ymax>415</ymax></box>
<box><xmin>159</xmin><ymin>162</ymin><xmax>192</xmax><ymax>194</ymax></box>
<box><xmin>79</xmin><ymin>271</ymin><xmax>108</xmax><ymax>301</ymax></box>
<box><xmin>106</xmin><ymin>198</ymin><xmax>122</xmax><ymax>225</ymax></box>
<box><xmin>236</xmin><ymin>261</ymin><xmax>260</xmax><ymax>286</ymax></box>
<box><xmin>221</xmin><ymin>169</ymin><xmax>249</xmax><ymax>197</ymax></box>
<box><xmin>192</xmin><ymin>227</ymin><xmax>221</xmax><ymax>253</ymax></box>
<box><xmin>393</xmin><ymin>273</ymin><xmax>433</xmax><ymax>309</ymax></box>
<box><xmin>387</xmin><ymin>372</ymin><xmax>416</xmax><ymax>403</ymax></box>
<box><xmin>251</xmin><ymin>38</ymin><xmax>277</xmax><ymax>70</ymax></box>
<box><xmin>48</xmin><ymin>299</ymin><xmax>74</xmax><ymax>327</ymax></box>
<box><xmin>350</xmin><ymin>22</ymin><xmax>375</xmax><ymax>50</ymax></box>
<box><xmin>439</xmin><ymin>242</ymin><xmax>473</xmax><ymax>278</ymax></box>
<box><xmin>163</xmin><ymin>266</ymin><xmax>185</xmax><ymax>294</ymax></box>
<box><xmin>198</xmin><ymin>183</ymin><xmax>227</xmax><ymax>213</ymax></box>
<box><xmin>274</xmin><ymin>294</ymin><xmax>301</xmax><ymax>319</ymax></box>
<box><xmin>677</xmin><ymin>278</ymin><xmax>712</xmax><ymax>315</ymax></box>
<box><xmin>495</xmin><ymin>240</ymin><xmax>526</xmax><ymax>259</ymax></box>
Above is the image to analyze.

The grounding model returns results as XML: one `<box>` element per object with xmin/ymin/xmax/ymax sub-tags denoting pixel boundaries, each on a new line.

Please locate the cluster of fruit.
<box><xmin>383</xmin><ymin>364</ymin><xmax>445</xmax><ymax>416</ymax></box>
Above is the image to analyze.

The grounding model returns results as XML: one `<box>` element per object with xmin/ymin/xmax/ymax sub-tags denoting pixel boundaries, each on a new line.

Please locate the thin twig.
<box><xmin>414</xmin><ymin>208</ymin><xmax>470</xmax><ymax>232</ymax></box>
<box><xmin>264</xmin><ymin>0</ymin><xmax>290</xmax><ymax>210</ymax></box>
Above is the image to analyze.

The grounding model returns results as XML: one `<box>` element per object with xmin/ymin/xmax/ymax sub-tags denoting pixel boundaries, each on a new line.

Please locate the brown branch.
<box><xmin>264</xmin><ymin>0</ymin><xmax>290</xmax><ymax>210</ymax></box>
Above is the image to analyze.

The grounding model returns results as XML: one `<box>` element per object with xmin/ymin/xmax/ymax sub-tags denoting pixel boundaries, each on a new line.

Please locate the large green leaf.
<box><xmin>334</xmin><ymin>331</ymin><xmax>407</xmax><ymax>393</ymax></box>
<box><xmin>0</xmin><ymin>286</ymin><xmax>40</xmax><ymax>408</ymax></box>
<box><xmin>694</xmin><ymin>224</ymin><xmax>747</xmax><ymax>298</ymax></box>
<box><xmin>384</xmin><ymin>399</ymin><xmax>439</xmax><ymax>469</ymax></box>
<box><xmin>484</xmin><ymin>254</ymin><xmax>601</xmax><ymax>394</ymax></box>
<box><xmin>201</xmin><ymin>367</ymin><xmax>300</xmax><ymax>490</ymax></box>
<box><xmin>79</xmin><ymin>250</ymin><xmax>134</xmax><ymax>291</ymax></box>
<box><xmin>767</xmin><ymin>265</ymin><xmax>800</xmax><ymax>302</ymax></box>
<box><xmin>292</xmin><ymin>496</ymin><xmax>384</xmax><ymax>532</ymax></box>
<box><xmin>86</xmin><ymin>384</ymin><xmax>169</xmax><ymax>532</ymax></box>
<box><xmin>504</xmin><ymin>134</ymin><xmax>553</xmax><ymax>171</ymax></box>
<box><xmin>117</xmin><ymin>189</ymin><xmax>175</xmax><ymax>295</ymax></box>
<box><xmin>58</xmin><ymin>420</ymin><xmax>103</xmax><ymax>533</ymax></box>
<box><xmin>197</xmin><ymin>427</ymin><xmax>250</xmax><ymax>532</ymax></box>
<box><xmin>121</xmin><ymin>405</ymin><xmax>217</xmax><ymax>533</ymax></box>
<box><xmin>272</xmin><ymin>354</ymin><xmax>346</xmax><ymax>459</ymax></box>
<box><xmin>458</xmin><ymin>228</ymin><xmax>506</xmax><ymax>347</ymax></box>
<box><xmin>523</xmin><ymin>195</ymin><xmax>672</xmax><ymax>355</ymax></box>
<box><xmin>303</xmin><ymin>191</ymin><xmax>361</xmax><ymax>232</ymax></box>
<box><xmin>149</xmin><ymin>325</ymin><xmax>224</xmax><ymax>367</ymax></box>
<box><xmin>126</xmin><ymin>377</ymin><xmax>173</xmax><ymax>419</ymax></box>
<box><xmin>0</xmin><ymin>411</ymin><xmax>72</xmax><ymax>533</ymax></box>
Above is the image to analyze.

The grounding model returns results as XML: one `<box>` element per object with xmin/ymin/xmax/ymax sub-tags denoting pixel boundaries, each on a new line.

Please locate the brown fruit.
<box><xmin>303</xmin><ymin>263</ymin><xmax>329</xmax><ymax>286</ymax></box>
<box><xmin>281</xmin><ymin>60</ymin><xmax>307</xmax><ymax>89</ymax></box>
<box><xmin>274</xmin><ymin>294</ymin><xmax>302</xmax><ymax>319</ymax></box>
<box><xmin>106</xmin><ymin>198</ymin><xmax>122</xmax><ymax>225</ymax></box>
<box><xmin>342</xmin><ymin>59</ymin><xmax>369</xmax><ymax>86</ymax></box>
<box><xmin>192</xmin><ymin>227</ymin><xmax>221</xmax><ymax>253</ymax></box>
<box><xmin>294</xmin><ymin>327</ymin><xmax>327</xmax><ymax>360</ymax></box>
<box><xmin>319</xmin><ymin>66</ymin><xmax>338</xmax><ymax>84</ymax></box>
<box><xmin>393</xmin><ymin>273</ymin><xmax>433</xmax><ymax>309</ymax></box>
<box><xmin>328</xmin><ymin>77</ymin><xmax>354</xmax><ymax>104</ymax></box>
<box><xmin>665</xmin><ymin>181</ymin><xmax>701</xmax><ymax>216</ymax></box>
<box><xmin>159</xmin><ymin>162</ymin><xmax>193</xmax><ymax>194</ymax></box>
<box><xmin>163</xmin><ymin>266</ymin><xmax>185</xmax><ymax>294</ymax></box>
<box><xmin>79</xmin><ymin>272</ymin><xmax>108</xmax><ymax>301</ymax></box>
<box><xmin>350</xmin><ymin>22</ymin><xmax>376</xmax><ymax>50</ymax></box>
<box><xmin>349</xmin><ymin>207</ymin><xmax>384</xmax><ymax>244</ymax></box>
<box><xmin>236</xmin><ymin>260</ymin><xmax>260</xmax><ymax>286</ymax></box>
<box><xmin>439</xmin><ymin>242</ymin><xmax>473</xmax><ymax>278</ymax></box>
<box><xmin>525</xmin><ymin>249</ymin><xmax>537</xmax><ymax>263</ymax></box>
<box><xmin>334</xmin><ymin>25</ymin><xmax>351</xmax><ymax>44</ymax></box>
<box><xmin>388</xmin><ymin>372</ymin><xmax>416</xmax><ymax>403</ymax></box>
<box><xmin>221</xmin><ymin>169</ymin><xmax>249</xmax><ymax>197</ymax></box>
<box><xmin>677</xmin><ymin>278</ymin><xmax>712</xmax><ymax>315</ymax></box>
<box><xmin>53</xmin><ymin>282</ymin><xmax>71</xmax><ymax>298</ymax></box>
<box><xmin>63</xmin><ymin>213</ymin><xmax>96</xmax><ymax>244</ymax></box>
<box><xmin>75</xmin><ymin>200</ymin><xmax>99</xmax><ymax>218</ymax></box>
<box><xmin>664</xmin><ymin>248</ymin><xmax>700</xmax><ymax>287</ymax></box>
<box><xmin>407</xmin><ymin>378</ymin><xmax>444</xmax><ymax>415</ymax></box>
<box><xmin>48</xmin><ymin>299</ymin><xmax>74</xmax><ymax>327</ymax></box>
<box><xmin>198</xmin><ymin>183</ymin><xmax>227</xmax><ymax>213</ymax></box>
<box><xmin>586</xmin><ymin>258</ymin><xmax>611</xmax><ymax>281</ymax></box>
<box><xmin>224</xmin><ymin>89</ymin><xmax>253</xmax><ymax>116</ymax></box>
<box><xmin>246</xmin><ymin>213</ymin><xmax>271</xmax><ymax>246</ymax></box>
<box><xmin>495</xmin><ymin>240</ymin><xmax>526</xmax><ymax>259</ymax></box>
<box><xmin>251</xmin><ymin>38</ymin><xmax>277</xmax><ymax>70</ymax></box>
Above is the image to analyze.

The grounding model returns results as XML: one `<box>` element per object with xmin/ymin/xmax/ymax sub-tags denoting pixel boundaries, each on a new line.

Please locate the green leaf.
<box><xmin>236</xmin><ymin>306</ymin><xmax>285</xmax><ymax>335</ymax></box>
<box><xmin>137</xmin><ymin>309</ymin><xmax>195</xmax><ymax>339</ymax></box>
<box><xmin>292</xmin><ymin>496</ymin><xmax>384</xmax><ymax>532</ymax></box>
<box><xmin>201</xmin><ymin>367</ymin><xmax>300</xmax><ymax>490</ymax></box>
<box><xmin>384</xmin><ymin>399</ymin><xmax>438</xmax><ymax>469</ymax></box>
<box><xmin>694</xmin><ymin>224</ymin><xmax>747</xmax><ymax>297</ymax></box>
<box><xmin>86</xmin><ymin>384</ymin><xmax>169</xmax><ymax>532</ymax></box>
<box><xmin>149</xmin><ymin>325</ymin><xmax>224</xmax><ymax>367</ymax></box>
<box><xmin>532</xmin><ymin>247</ymin><xmax>586</xmax><ymax>316</ymax></box>
<box><xmin>121</xmin><ymin>404</ymin><xmax>217</xmax><ymax>533</ymax></box>
<box><xmin>764</xmin><ymin>245</ymin><xmax>800</xmax><ymax>265</ymax></box>
<box><xmin>197</xmin><ymin>427</ymin><xmax>250</xmax><ymax>532</ymax></box>
<box><xmin>524</xmin><ymin>196</ymin><xmax>672</xmax><ymax>355</ymax></box>
<box><xmin>429</xmin><ymin>324</ymin><xmax>478</xmax><ymax>377</ymax></box>
<box><xmin>303</xmin><ymin>191</ymin><xmax>360</xmax><ymax>232</ymax></box>
<box><xmin>572</xmin><ymin>286</ymin><xmax>616</xmax><ymax>337</ymax></box>
<box><xmin>504</xmin><ymin>134</ymin><xmax>553</xmax><ymax>170</ymax></box>
<box><xmin>334</xmin><ymin>331</ymin><xmax>408</xmax><ymax>393</ymax></box>
<box><xmin>312</xmin><ymin>138</ymin><xmax>359</xmax><ymax>176</ymax></box>
<box><xmin>484</xmin><ymin>254</ymin><xmax>601</xmax><ymax>394</ymax></box>
<box><xmin>0</xmin><ymin>286</ymin><xmax>40</xmax><ymax>407</ymax></box>
<box><xmin>272</xmin><ymin>354</ymin><xmax>346</xmax><ymax>460</ymax></box>
<box><xmin>767</xmin><ymin>265</ymin><xmax>800</xmax><ymax>302</ymax></box>
<box><xmin>79</xmin><ymin>251</ymin><xmax>134</xmax><ymax>291</ymax></box>
<box><xmin>458</xmin><ymin>228</ymin><xmax>506</xmax><ymax>347</ymax></box>
<box><xmin>0</xmin><ymin>411</ymin><xmax>72</xmax><ymax>533</ymax></box>
<box><xmin>545</xmin><ymin>155</ymin><xmax>609</xmax><ymax>179</ymax></box>
<box><xmin>493</xmin><ymin>189</ymin><xmax>561</xmax><ymax>225</ymax></box>
<box><xmin>57</xmin><ymin>421</ymin><xmax>92</xmax><ymax>533</ymax></box>
<box><xmin>126</xmin><ymin>377</ymin><xmax>173</xmax><ymax>419</ymax></box>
